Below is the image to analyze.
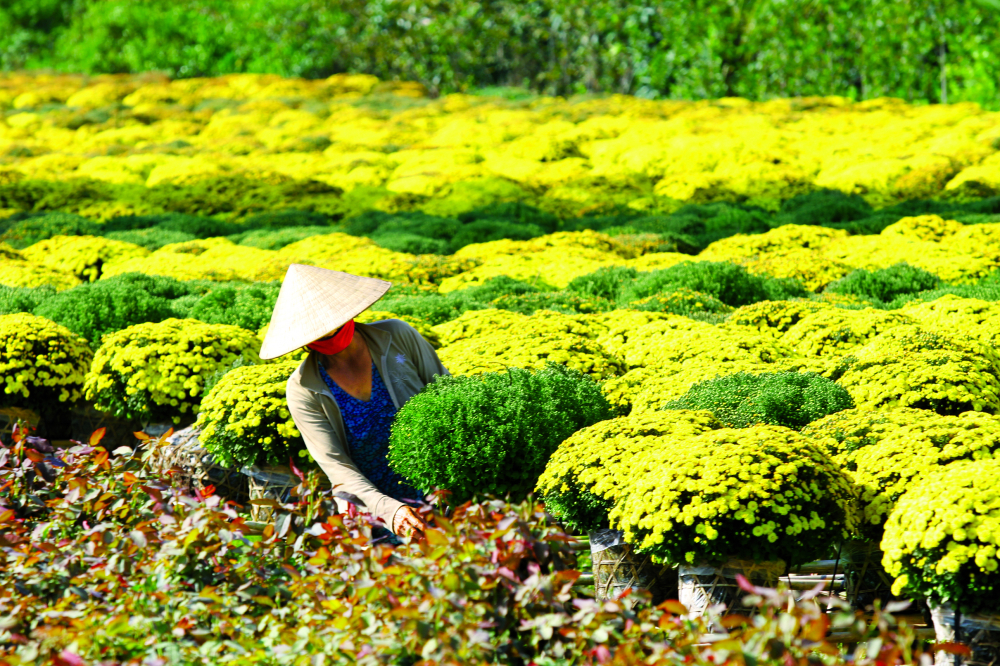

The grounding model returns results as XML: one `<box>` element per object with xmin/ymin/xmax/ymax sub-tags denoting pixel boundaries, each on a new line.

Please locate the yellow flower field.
<box><xmin>4</xmin><ymin>71</ymin><xmax>1000</xmax><ymax>606</ymax></box>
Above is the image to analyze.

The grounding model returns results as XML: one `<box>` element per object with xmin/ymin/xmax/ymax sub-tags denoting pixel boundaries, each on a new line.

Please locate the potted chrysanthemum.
<box><xmin>609</xmin><ymin>425</ymin><xmax>859</xmax><ymax>615</ymax></box>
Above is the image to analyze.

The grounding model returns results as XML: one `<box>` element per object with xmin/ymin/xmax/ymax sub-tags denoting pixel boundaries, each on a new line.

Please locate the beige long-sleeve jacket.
<box><xmin>285</xmin><ymin>320</ymin><xmax>449</xmax><ymax>528</ymax></box>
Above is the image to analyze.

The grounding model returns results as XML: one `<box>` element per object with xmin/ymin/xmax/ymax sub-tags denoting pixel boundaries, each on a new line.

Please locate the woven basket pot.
<box><xmin>589</xmin><ymin>529</ymin><xmax>677</xmax><ymax>606</ymax></box>
<box><xmin>930</xmin><ymin>605</ymin><xmax>1000</xmax><ymax>666</ymax></box>
<box><xmin>678</xmin><ymin>559</ymin><xmax>785</xmax><ymax>616</ymax></box>
<box><xmin>841</xmin><ymin>538</ymin><xmax>896</xmax><ymax>610</ymax></box>
<box><xmin>148</xmin><ymin>426</ymin><xmax>248</xmax><ymax>505</ymax></box>
<box><xmin>244</xmin><ymin>464</ymin><xmax>332</xmax><ymax>523</ymax></box>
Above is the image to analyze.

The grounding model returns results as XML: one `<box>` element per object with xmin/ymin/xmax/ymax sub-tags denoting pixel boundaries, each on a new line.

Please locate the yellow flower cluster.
<box><xmin>197</xmin><ymin>361</ymin><xmax>303</xmax><ymax>468</ymax></box>
<box><xmin>780</xmin><ymin>307</ymin><xmax>914</xmax><ymax>357</ymax></box>
<box><xmin>441</xmin><ymin>231</ymin><xmax>636</xmax><ymax>291</ymax></box>
<box><xmin>535</xmin><ymin>410</ymin><xmax>722</xmax><ymax>531</ymax></box>
<box><xmin>433</xmin><ymin>308</ymin><xmax>594</xmax><ymax>346</ymax></box>
<box><xmin>84</xmin><ymin>318</ymin><xmax>262</xmax><ymax>423</ymax></box>
<box><xmin>836</xmin><ymin>325</ymin><xmax>1000</xmax><ymax>413</ymax></box>
<box><xmin>701</xmin><ymin>221</ymin><xmax>1000</xmax><ymax>290</ymax></box>
<box><xmin>882</xmin><ymin>459</ymin><xmax>1000</xmax><ymax>611</ymax></box>
<box><xmin>847</xmin><ymin>411</ymin><xmax>1000</xmax><ymax>536</ymax></box>
<box><xmin>609</xmin><ymin>424</ymin><xmax>859</xmax><ymax>565</ymax></box>
<box><xmin>0</xmin><ymin>313</ymin><xmax>92</xmax><ymax>405</ymax></box>
<box><xmin>97</xmin><ymin>233</ymin><xmax>479</xmax><ymax>286</ymax></box>
<box><xmin>802</xmin><ymin>406</ymin><xmax>946</xmax><ymax>459</ymax></box>
<box><xmin>0</xmin><ymin>257</ymin><xmax>82</xmax><ymax>290</ymax></box>
<box><xmin>438</xmin><ymin>331</ymin><xmax>623</xmax><ymax>380</ymax></box>
<box><xmin>724</xmin><ymin>300</ymin><xmax>832</xmax><ymax>338</ymax></box>
<box><xmin>618</xmin><ymin>319</ymin><xmax>795</xmax><ymax>369</ymax></box>
<box><xmin>1</xmin><ymin>73</ymin><xmax>998</xmax><ymax>211</ymax></box>
<box><xmin>901</xmin><ymin>295</ymin><xmax>1000</xmax><ymax>347</ymax></box>
<box><xmin>21</xmin><ymin>234</ymin><xmax>148</xmax><ymax>282</ymax></box>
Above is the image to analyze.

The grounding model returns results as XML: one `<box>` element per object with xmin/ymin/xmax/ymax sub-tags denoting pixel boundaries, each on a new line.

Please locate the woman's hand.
<box><xmin>392</xmin><ymin>506</ymin><xmax>426</xmax><ymax>538</ymax></box>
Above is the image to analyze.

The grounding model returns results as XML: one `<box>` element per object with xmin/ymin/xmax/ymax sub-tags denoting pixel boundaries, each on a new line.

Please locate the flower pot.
<box><xmin>842</xmin><ymin>538</ymin><xmax>895</xmax><ymax>609</ymax></box>
<box><xmin>678</xmin><ymin>559</ymin><xmax>785</xmax><ymax>616</ymax></box>
<box><xmin>930</xmin><ymin>604</ymin><xmax>1000</xmax><ymax>666</ymax></box>
<box><xmin>589</xmin><ymin>528</ymin><xmax>676</xmax><ymax>607</ymax></box>
<box><xmin>149</xmin><ymin>426</ymin><xmax>248</xmax><ymax>505</ymax></box>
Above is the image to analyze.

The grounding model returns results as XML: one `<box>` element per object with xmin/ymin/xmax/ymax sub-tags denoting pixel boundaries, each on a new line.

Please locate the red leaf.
<box><xmin>54</xmin><ymin>650</ymin><xmax>86</xmax><ymax>666</ymax></box>
<box><xmin>23</xmin><ymin>449</ymin><xmax>44</xmax><ymax>463</ymax></box>
<box><xmin>932</xmin><ymin>643</ymin><xmax>972</xmax><ymax>656</ymax></box>
<box><xmin>89</xmin><ymin>428</ymin><xmax>106</xmax><ymax>447</ymax></box>
<box><xmin>289</xmin><ymin>456</ymin><xmax>304</xmax><ymax>482</ymax></box>
<box><xmin>133</xmin><ymin>431</ymin><xmax>150</xmax><ymax>442</ymax></box>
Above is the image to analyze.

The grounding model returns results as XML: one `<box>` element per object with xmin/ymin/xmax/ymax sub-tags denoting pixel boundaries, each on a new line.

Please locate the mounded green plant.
<box><xmin>197</xmin><ymin>361</ymin><xmax>305</xmax><ymax>469</ymax></box>
<box><xmin>882</xmin><ymin>459</ymin><xmax>1000</xmax><ymax>613</ymax></box>
<box><xmin>186</xmin><ymin>282</ymin><xmax>280</xmax><ymax>331</ymax></box>
<box><xmin>32</xmin><ymin>272</ymin><xmax>191</xmax><ymax>344</ymax></box>
<box><xmin>0</xmin><ymin>212</ymin><xmax>101</xmax><ymax>249</ymax></box>
<box><xmin>567</xmin><ymin>266</ymin><xmax>640</xmax><ymax>301</ymax></box>
<box><xmin>663</xmin><ymin>370</ymin><xmax>854</xmax><ymax>430</ymax></box>
<box><xmin>104</xmin><ymin>228</ymin><xmax>197</xmax><ymax>250</ymax></box>
<box><xmin>84</xmin><ymin>318</ymin><xmax>261</xmax><ymax>424</ymax></box>
<box><xmin>826</xmin><ymin>262</ymin><xmax>942</xmax><ymax>304</ymax></box>
<box><xmin>388</xmin><ymin>364</ymin><xmax>613</xmax><ymax>504</ymax></box>
<box><xmin>620</xmin><ymin>261</ymin><xmax>807</xmax><ymax>307</ymax></box>
<box><xmin>0</xmin><ymin>284</ymin><xmax>55</xmax><ymax>315</ymax></box>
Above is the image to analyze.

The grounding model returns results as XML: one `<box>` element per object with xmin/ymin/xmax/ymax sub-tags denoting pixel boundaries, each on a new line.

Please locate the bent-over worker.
<box><xmin>259</xmin><ymin>264</ymin><xmax>448</xmax><ymax>538</ymax></box>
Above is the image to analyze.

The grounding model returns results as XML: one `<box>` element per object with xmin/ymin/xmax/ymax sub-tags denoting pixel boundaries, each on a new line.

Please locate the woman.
<box><xmin>259</xmin><ymin>264</ymin><xmax>448</xmax><ymax>538</ymax></box>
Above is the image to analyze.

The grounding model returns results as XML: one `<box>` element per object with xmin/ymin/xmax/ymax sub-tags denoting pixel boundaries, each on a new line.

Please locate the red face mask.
<box><xmin>306</xmin><ymin>319</ymin><xmax>355</xmax><ymax>355</ymax></box>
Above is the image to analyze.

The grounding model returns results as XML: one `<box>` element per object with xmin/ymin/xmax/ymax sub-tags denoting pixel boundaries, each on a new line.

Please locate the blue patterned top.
<box><xmin>317</xmin><ymin>360</ymin><xmax>422</xmax><ymax>502</ymax></box>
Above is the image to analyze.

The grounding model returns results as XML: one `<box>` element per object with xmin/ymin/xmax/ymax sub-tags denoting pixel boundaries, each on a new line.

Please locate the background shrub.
<box><xmin>567</xmin><ymin>266</ymin><xmax>640</xmax><ymax>301</ymax></box>
<box><xmin>228</xmin><ymin>226</ymin><xmax>332</xmax><ymax>250</ymax></box>
<box><xmin>32</xmin><ymin>272</ymin><xmax>190</xmax><ymax>344</ymax></box>
<box><xmin>663</xmin><ymin>370</ymin><xmax>854</xmax><ymax>430</ymax></box>
<box><xmin>185</xmin><ymin>282</ymin><xmax>280</xmax><ymax>331</ymax></box>
<box><xmin>103</xmin><ymin>228</ymin><xmax>197</xmax><ymax>250</ymax></box>
<box><xmin>388</xmin><ymin>364</ymin><xmax>613</xmax><ymax>504</ymax></box>
<box><xmin>103</xmin><ymin>212</ymin><xmax>244</xmax><ymax>238</ymax></box>
<box><xmin>0</xmin><ymin>212</ymin><xmax>100</xmax><ymax>248</ymax></box>
<box><xmin>826</xmin><ymin>263</ymin><xmax>942</xmax><ymax>304</ymax></box>
<box><xmin>619</xmin><ymin>261</ymin><xmax>808</xmax><ymax>307</ymax></box>
<box><xmin>0</xmin><ymin>284</ymin><xmax>55</xmax><ymax>315</ymax></box>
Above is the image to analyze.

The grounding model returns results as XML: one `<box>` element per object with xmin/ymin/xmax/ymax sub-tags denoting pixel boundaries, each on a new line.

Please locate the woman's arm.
<box><xmin>286</xmin><ymin>379</ymin><xmax>404</xmax><ymax>528</ymax></box>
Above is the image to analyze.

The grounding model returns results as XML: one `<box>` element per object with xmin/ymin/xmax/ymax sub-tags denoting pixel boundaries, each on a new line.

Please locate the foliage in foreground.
<box><xmin>0</xmin><ymin>425</ymin><xmax>951</xmax><ymax>666</ymax></box>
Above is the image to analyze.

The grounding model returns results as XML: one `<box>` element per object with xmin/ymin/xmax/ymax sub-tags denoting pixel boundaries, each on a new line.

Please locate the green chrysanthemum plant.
<box><xmin>84</xmin><ymin>318</ymin><xmax>261</xmax><ymax>424</ymax></box>
<box><xmin>610</xmin><ymin>425</ymin><xmax>860</xmax><ymax>567</ymax></box>
<box><xmin>882</xmin><ymin>459</ymin><xmax>1000</xmax><ymax>614</ymax></box>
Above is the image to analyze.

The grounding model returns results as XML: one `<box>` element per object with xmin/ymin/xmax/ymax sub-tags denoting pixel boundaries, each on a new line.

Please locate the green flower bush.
<box><xmin>825</xmin><ymin>262</ymin><xmax>942</xmax><ymax>304</ymax></box>
<box><xmin>610</xmin><ymin>425</ymin><xmax>859</xmax><ymax>566</ymax></box>
<box><xmin>882</xmin><ymin>459</ymin><xmax>1000</xmax><ymax>613</ymax></box>
<box><xmin>662</xmin><ymin>370</ymin><xmax>854</xmax><ymax>430</ymax></box>
<box><xmin>0</xmin><ymin>313</ymin><xmax>93</xmax><ymax>409</ymax></box>
<box><xmin>186</xmin><ymin>282</ymin><xmax>280</xmax><ymax>331</ymax></box>
<box><xmin>0</xmin><ymin>284</ymin><xmax>55</xmax><ymax>316</ymax></box>
<box><xmin>32</xmin><ymin>273</ymin><xmax>191</xmax><ymax>344</ymax></box>
<box><xmin>536</xmin><ymin>410</ymin><xmax>722</xmax><ymax>533</ymax></box>
<box><xmin>84</xmin><ymin>318</ymin><xmax>261</xmax><ymax>424</ymax></box>
<box><xmin>619</xmin><ymin>261</ymin><xmax>807</xmax><ymax>307</ymax></box>
<box><xmin>197</xmin><ymin>361</ymin><xmax>304</xmax><ymax>469</ymax></box>
<box><xmin>389</xmin><ymin>364</ymin><xmax>613</xmax><ymax>504</ymax></box>
<box><xmin>0</xmin><ymin>212</ymin><xmax>100</xmax><ymax>248</ymax></box>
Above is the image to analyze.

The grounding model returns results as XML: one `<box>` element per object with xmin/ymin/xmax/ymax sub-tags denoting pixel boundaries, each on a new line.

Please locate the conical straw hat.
<box><xmin>259</xmin><ymin>264</ymin><xmax>391</xmax><ymax>359</ymax></box>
